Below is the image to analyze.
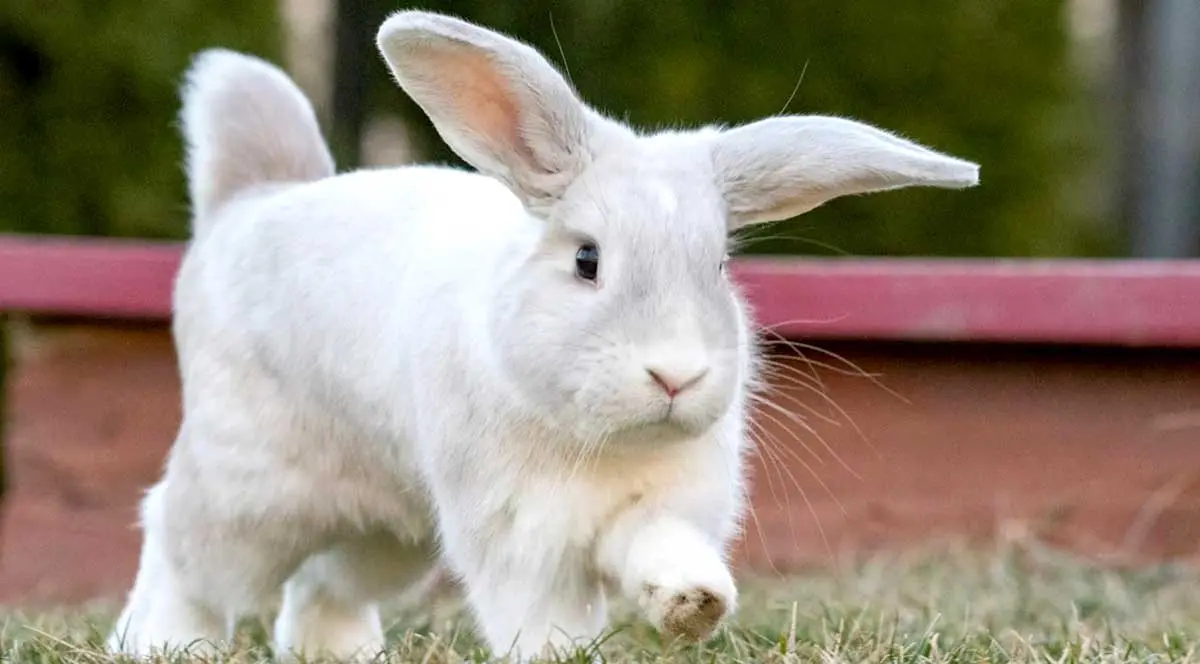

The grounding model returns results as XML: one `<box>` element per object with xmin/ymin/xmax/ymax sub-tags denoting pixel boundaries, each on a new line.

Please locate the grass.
<box><xmin>4</xmin><ymin>540</ymin><xmax>1200</xmax><ymax>663</ymax></box>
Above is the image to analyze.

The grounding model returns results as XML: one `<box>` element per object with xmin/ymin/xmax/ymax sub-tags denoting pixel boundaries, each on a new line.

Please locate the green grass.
<box><xmin>5</xmin><ymin>540</ymin><xmax>1200</xmax><ymax>663</ymax></box>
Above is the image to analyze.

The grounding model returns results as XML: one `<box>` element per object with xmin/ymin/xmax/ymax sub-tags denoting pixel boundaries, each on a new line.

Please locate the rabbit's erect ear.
<box><xmin>377</xmin><ymin>11</ymin><xmax>622</xmax><ymax>211</ymax></box>
<box><xmin>711</xmin><ymin>115</ymin><xmax>979</xmax><ymax>229</ymax></box>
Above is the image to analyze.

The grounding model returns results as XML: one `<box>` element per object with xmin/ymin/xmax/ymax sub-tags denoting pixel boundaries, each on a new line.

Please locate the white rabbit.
<box><xmin>106</xmin><ymin>8</ymin><xmax>978</xmax><ymax>662</ymax></box>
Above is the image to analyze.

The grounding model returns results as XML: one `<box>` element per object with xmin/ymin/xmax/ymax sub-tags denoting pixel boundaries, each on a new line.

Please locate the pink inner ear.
<box><xmin>411</xmin><ymin>42</ymin><xmax>534</xmax><ymax>166</ymax></box>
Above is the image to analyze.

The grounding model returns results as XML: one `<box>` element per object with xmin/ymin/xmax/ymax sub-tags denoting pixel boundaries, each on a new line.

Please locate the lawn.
<box><xmin>4</xmin><ymin>540</ymin><xmax>1199</xmax><ymax>663</ymax></box>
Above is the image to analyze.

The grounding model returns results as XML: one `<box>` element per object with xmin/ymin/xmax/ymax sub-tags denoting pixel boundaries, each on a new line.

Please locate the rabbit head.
<box><xmin>377</xmin><ymin>11</ymin><xmax>978</xmax><ymax>444</ymax></box>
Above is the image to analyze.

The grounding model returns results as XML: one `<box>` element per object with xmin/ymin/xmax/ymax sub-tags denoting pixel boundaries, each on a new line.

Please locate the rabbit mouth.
<box><xmin>600</xmin><ymin>419</ymin><xmax>699</xmax><ymax>449</ymax></box>
<box><xmin>659</xmin><ymin>402</ymin><xmax>675</xmax><ymax>423</ymax></box>
<box><xmin>609</xmin><ymin>406</ymin><xmax>716</xmax><ymax>444</ymax></box>
<box><xmin>633</xmin><ymin>400</ymin><xmax>686</xmax><ymax>431</ymax></box>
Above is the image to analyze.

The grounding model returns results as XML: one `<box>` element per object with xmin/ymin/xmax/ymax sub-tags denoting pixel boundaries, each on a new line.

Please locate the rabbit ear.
<box><xmin>711</xmin><ymin>115</ymin><xmax>979</xmax><ymax>229</ymax></box>
<box><xmin>377</xmin><ymin>11</ymin><xmax>624</xmax><ymax>211</ymax></box>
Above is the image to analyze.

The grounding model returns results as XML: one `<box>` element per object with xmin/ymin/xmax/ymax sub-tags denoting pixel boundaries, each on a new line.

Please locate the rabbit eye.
<box><xmin>575</xmin><ymin>243</ymin><xmax>599</xmax><ymax>282</ymax></box>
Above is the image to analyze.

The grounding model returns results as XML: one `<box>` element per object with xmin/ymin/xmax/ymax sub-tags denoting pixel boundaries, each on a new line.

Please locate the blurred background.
<box><xmin>2</xmin><ymin>0</ymin><xmax>1198</xmax><ymax>258</ymax></box>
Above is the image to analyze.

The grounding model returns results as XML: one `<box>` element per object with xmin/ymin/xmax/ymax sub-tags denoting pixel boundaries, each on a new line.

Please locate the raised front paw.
<box><xmin>639</xmin><ymin>566</ymin><xmax>736</xmax><ymax>642</ymax></box>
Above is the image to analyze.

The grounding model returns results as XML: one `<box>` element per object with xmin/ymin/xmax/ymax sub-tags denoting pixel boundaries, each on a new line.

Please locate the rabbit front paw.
<box><xmin>638</xmin><ymin>560</ymin><xmax>736</xmax><ymax>642</ymax></box>
<box><xmin>641</xmin><ymin>582</ymin><xmax>731</xmax><ymax>641</ymax></box>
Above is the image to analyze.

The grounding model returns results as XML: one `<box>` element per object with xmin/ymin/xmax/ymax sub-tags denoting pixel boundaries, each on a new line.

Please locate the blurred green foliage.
<box><xmin>375</xmin><ymin>1</ymin><xmax>1109</xmax><ymax>257</ymax></box>
<box><xmin>0</xmin><ymin>1</ymin><xmax>280</xmax><ymax>239</ymax></box>
<box><xmin>1</xmin><ymin>1</ymin><xmax>1111</xmax><ymax>257</ymax></box>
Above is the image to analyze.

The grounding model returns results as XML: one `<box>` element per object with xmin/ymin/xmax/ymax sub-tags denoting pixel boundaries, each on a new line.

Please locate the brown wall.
<box><xmin>3</xmin><ymin>320</ymin><xmax>1200</xmax><ymax>604</ymax></box>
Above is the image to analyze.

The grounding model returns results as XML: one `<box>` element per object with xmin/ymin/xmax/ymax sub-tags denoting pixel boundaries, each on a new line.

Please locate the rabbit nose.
<box><xmin>646</xmin><ymin>366</ymin><xmax>709</xmax><ymax>398</ymax></box>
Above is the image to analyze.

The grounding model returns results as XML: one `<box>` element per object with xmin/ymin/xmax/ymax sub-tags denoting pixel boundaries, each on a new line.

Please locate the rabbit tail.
<box><xmin>180</xmin><ymin>49</ymin><xmax>335</xmax><ymax>233</ymax></box>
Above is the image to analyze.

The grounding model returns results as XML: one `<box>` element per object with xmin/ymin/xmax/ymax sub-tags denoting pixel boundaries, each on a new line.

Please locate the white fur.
<box><xmin>179</xmin><ymin>49</ymin><xmax>335</xmax><ymax>229</ymax></box>
<box><xmin>108</xmin><ymin>9</ymin><xmax>978</xmax><ymax>662</ymax></box>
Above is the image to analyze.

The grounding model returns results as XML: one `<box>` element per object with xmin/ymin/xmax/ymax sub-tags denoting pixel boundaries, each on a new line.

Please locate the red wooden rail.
<box><xmin>739</xmin><ymin>258</ymin><xmax>1200</xmax><ymax>347</ymax></box>
<box><xmin>2</xmin><ymin>234</ymin><xmax>1200</xmax><ymax>347</ymax></box>
<box><xmin>0</xmin><ymin>236</ymin><xmax>182</xmax><ymax>319</ymax></box>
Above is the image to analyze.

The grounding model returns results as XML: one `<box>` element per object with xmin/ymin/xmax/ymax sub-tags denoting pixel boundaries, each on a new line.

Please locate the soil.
<box><xmin>2</xmin><ymin>321</ymin><xmax>1199</xmax><ymax>604</ymax></box>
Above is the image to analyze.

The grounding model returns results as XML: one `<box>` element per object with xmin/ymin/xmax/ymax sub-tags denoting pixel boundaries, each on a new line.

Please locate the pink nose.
<box><xmin>646</xmin><ymin>367</ymin><xmax>708</xmax><ymax>398</ymax></box>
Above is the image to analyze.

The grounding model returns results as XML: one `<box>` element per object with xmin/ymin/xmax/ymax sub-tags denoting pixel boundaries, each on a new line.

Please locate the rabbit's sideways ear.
<box><xmin>711</xmin><ymin>115</ymin><xmax>979</xmax><ymax>229</ymax></box>
<box><xmin>377</xmin><ymin>11</ymin><xmax>624</xmax><ymax>211</ymax></box>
